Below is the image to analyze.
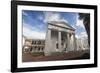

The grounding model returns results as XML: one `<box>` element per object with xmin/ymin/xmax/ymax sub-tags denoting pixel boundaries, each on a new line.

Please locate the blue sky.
<box><xmin>22</xmin><ymin>10</ymin><xmax>87</xmax><ymax>39</ymax></box>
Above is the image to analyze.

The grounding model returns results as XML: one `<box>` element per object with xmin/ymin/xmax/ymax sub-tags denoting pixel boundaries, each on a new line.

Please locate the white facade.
<box><xmin>76</xmin><ymin>37</ymin><xmax>89</xmax><ymax>51</ymax></box>
<box><xmin>23</xmin><ymin>39</ymin><xmax>45</xmax><ymax>53</ymax></box>
<box><xmin>44</xmin><ymin>21</ymin><xmax>77</xmax><ymax>56</ymax></box>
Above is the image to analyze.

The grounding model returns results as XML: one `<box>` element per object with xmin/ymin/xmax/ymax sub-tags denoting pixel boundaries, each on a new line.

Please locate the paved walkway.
<box><xmin>22</xmin><ymin>50</ymin><xmax>90</xmax><ymax>62</ymax></box>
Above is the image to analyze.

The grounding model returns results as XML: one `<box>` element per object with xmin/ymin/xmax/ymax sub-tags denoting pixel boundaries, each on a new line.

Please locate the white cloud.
<box><xmin>43</xmin><ymin>12</ymin><xmax>68</xmax><ymax>23</ymax></box>
<box><xmin>76</xmin><ymin>15</ymin><xmax>85</xmax><ymax>29</ymax></box>
<box><xmin>23</xmin><ymin>24</ymin><xmax>46</xmax><ymax>40</ymax></box>
<box><xmin>75</xmin><ymin>31</ymin><xmax>87</xmax><ymax>39</ymax></box>
<box><xmin>22</xmin><ymin>11</ymin><xmax>28</xmax><ymax>16</ymax></box>
<box><xmin>23</xmin><ymin>23</ymin><xmax>37</xmax><ymax>31</ymax></box>
<box><xmin>43</xmin><ymin>12</ymin><xmax>60</xmax><ymax>22</ymax></box>
<box><xmin>61</xmin><ymin>18</ymin><xmax>68</xmax><ymax>23</ymax></box>
<box><xmin>37</xmin><ymin>15</ymin><xmax>44</xmax><ymax>21</ymax></box>
<box><xmin>72</xmin><ymin>25</ymin><xmax>76</xmax><ymax>29</ymax></box>
<box><xmin>80</xmin><ymin>32</ymin><xmax>88</xmax><ymax>38</ymax></box>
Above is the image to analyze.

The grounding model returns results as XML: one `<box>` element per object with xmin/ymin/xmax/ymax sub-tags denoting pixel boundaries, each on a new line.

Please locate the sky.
<box><xmin>22</xmin><ymin>10</ymin><xmax>88</xmax><ymax>39</ymax></box>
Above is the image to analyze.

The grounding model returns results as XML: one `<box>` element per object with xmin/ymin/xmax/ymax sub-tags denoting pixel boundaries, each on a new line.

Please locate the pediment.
<box><xmin>48</xmin><ymin>21</ymin><xmax>75</xmax><ymax>30</ymax></box>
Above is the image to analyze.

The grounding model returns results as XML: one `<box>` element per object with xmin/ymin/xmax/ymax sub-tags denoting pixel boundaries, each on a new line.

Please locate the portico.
<box><xmin>44</xmin><ymin>21</ymin><xmax>77</xmax><ymax>56</ymax></box>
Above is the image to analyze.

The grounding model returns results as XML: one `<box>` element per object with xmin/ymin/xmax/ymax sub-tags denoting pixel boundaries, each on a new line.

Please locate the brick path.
<box><xmin>22</xmin><ymin>50</ymin><xmax>90</xmax><ymax>62</ymax></box>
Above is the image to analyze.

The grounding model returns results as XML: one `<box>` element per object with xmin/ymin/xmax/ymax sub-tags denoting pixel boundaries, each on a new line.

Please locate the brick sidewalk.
<box><xmin>22</xmin><ymin>50</ymin><xmax>90</xmax><ymax>62</ymax></box>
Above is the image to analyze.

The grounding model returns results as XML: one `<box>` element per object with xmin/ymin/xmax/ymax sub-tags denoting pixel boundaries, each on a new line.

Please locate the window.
<box><xmin>38</xmin><ymin>41</ymin><xmax>41</xmax><ymax>44</ymax></box>
<box><xmin>38</xmin><ymin>47</ymin><xmax>40</xmax><ymax>51</ymax></box>
<box><xmin>56</xmin><ymin>43</ymin><xmax>58</xmax><ymax>49</ymax></box>
<box><xmin>34</xmin><ymin>41</ymin><xmax>36</xmax><ymax>44</ymax></box>
<box><xmin>32</xmin><ymin>41</ymin><xmax>34</xmax><ymax>44</ymax></box>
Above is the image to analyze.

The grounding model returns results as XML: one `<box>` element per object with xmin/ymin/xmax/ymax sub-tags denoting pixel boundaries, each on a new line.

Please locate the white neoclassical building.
<box><xmin>44</xmin><ymin>21</ymin><xmax>77</xmax><ymax>56</ymax></box>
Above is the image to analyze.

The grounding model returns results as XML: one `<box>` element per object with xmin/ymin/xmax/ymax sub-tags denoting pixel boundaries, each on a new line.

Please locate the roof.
<box><xmin>48</xmin><ymin>21</ymin><xmax>75</xmax><ymax>30</ymax></box>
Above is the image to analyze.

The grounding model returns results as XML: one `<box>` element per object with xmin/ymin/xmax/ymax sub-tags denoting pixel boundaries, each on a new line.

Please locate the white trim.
<box><xmin>17</xmin><ymin>5</ymin><xmax>94</xmax><ymax>68</ymax></box>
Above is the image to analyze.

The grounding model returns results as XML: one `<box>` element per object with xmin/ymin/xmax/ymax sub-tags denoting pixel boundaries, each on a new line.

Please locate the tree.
<box><xmin>78</xmin><ymin>13</ymin><xmax>90</xmax><ymax>46</ymax></box>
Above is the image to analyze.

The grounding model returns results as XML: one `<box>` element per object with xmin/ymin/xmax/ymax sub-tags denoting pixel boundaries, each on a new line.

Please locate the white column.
<box><xmin>48</xmin><ymin>29</ymin><xmax>51</xmax><ymax>48</ymax></box>
<box><xmin>67</xmin><ymin>33</ymin><xmax>70</xmax><ymax>51</ymax></box>
<box><xmin>58</xmin><ymin>31</ymin><xmax>62</xmax><ymax>52</ymax></box>
<box><xmin>73</xmin><ymin>34</ymin><xmax>77</xmax><ymax>51</ymax></box>
<box><xmin>44</xmin><ymin>29</ymin><xmax>51</xmax><ymax>55</ymax></box>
